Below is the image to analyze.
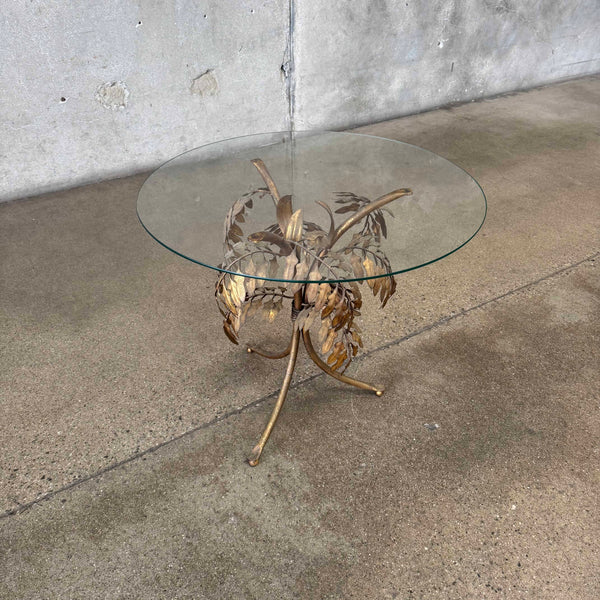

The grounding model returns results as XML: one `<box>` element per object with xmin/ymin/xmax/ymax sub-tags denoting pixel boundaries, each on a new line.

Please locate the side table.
<box><xmin>137</xmin><ymin>131</ymin><xmax>486</xmax><ymax>465</ymax></box>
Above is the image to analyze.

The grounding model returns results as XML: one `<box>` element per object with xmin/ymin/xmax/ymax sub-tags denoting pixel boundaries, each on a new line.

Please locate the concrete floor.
<box><xmin>1</xmin><ymin>75</ymin><xmax>599</xmax><ymax>598</ymax></box>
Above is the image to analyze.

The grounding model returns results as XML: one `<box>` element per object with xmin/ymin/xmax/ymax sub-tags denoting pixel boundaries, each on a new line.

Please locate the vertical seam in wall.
<box><xmin>287</xmin><ymin>0</ymin><xmax>296</xmax><ymax>131</ymax></box>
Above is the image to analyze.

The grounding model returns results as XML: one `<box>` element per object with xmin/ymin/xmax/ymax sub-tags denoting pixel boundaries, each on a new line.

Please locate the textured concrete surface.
<box><xmin>294</xmin><ymin>0</ymin><xmax>600</xmax><ymax>130</ymax></box>
<box><xmin>0</xmin><ymin>0</ymin><xmax>290</xmax><ymax>201</ymax></box>
<box><xmin>2</xmin><ymin>1</ymin><xmax>600</xmax><ymax>201</ymax></box>
<box><xmin>1</xmin><ymin>76</ymin><xmax>600</xmax><ymax>597</ymax></box>
<box><xmin>1</xmin><ymin>258</ymin><xmax>599</xmax><ymax>599</ymax></box>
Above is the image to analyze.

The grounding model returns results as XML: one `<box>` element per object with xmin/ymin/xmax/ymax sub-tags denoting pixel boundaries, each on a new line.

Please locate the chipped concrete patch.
<box><xmin>94</xmin><ymin>81</ymin><xmax>130</xmax><ymax>110</ymax></box>
<box><xmin>191</xmin><ymin>70</ymin><xmax>219</xmax><ymax>97</ymax></box>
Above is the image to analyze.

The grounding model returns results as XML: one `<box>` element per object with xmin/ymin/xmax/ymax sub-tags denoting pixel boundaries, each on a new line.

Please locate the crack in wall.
<box><xmin>284</xmin><ymin>0</ymin><xmax>296</xmax><ymax>131</ymax></box>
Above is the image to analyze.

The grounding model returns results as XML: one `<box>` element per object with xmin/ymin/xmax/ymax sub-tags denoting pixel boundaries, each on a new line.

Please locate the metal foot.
<box><xmin>302</xmin><ymin>330</ymin><xmax>384</xmax><ymax>396</ymax></box>
<box><xmin>247</xmin><ymin>325</ymin><xmax>301</xmax><ymax>466</ymax></box>
<box><xmin>246</xmin><ymin>336</ymin><xmax>293</xmax><ymax>359</ymax></box>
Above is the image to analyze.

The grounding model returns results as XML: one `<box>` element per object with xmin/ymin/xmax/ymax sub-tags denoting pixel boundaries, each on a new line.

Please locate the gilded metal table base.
<box><xmin>247</xmin><ymin>292</ymin><xmax>383</xmax><ymax>466</ymax></box>
<box><xmin>215</xmin><ymin>158</ymin><xmax>410</xmax><ymax>466</ymax></box>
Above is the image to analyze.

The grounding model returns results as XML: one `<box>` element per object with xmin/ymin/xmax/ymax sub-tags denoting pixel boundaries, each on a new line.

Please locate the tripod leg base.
<box><xmin>247</xmin><ymin>325</ymin><xmax>301</xmax><ymax>466</ymax></box>
<box><xmin>303</xmin><ymin>330</ymin><xmax>384</xmax><ymax>396</ymax></box>
<box><xmin>246</xmin><ymin>336</ymin><xmax>293</xmax><ymax>359</ymax></box>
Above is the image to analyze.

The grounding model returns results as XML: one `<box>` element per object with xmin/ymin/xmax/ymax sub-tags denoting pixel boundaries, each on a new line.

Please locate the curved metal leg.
<box><xmin>302</xmin><ymin>329</ymin><xmax>384</xmax><ymax>396</ymax></box>
<box><xmin>247</xmin><ymin>335</ymin><xmax>293</xmax><ymax>359</ymax></box>
<box><xmin>247</xmin><ymin>325</ymin><xmax>301</xmax><ymax>466</ymax></box>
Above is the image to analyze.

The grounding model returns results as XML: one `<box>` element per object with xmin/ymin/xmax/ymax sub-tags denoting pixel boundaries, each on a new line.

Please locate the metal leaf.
<box><xmin>282</xmin><ymin>253</ymin><xmax>298</xmax><ymax>281</ymax></box>
<box><xmin>305</xmin><ymin>270</ymin><xmax>322</xmax><ymax>304</ymax></box>
<box><xmin>318</xmin><ymin>319</ymin><xmax>330</xmax><ymax>343</ymax></box>
<box><xmin>260</xmin><ymin>299</ymin><xmax>280</xmax><ymax>323</ymax></box>
<box><xmin>248</xmin><ymin>299</ymin><xmax>263</xmax><ymax>318</ymax></box>
<box><xmin>375</xmin><ymin>211</ymin><xmax>387</xmax><ymax>238</ymax></box>
<box><xmin>239</xmin><ymin>302</ymin><xmax>251</xmax><ymax>326</ymax></box>
<box><xmin>243</xmin><ymin>259</ymin><xmax>256</xmax><ymax>296</ymax></box>
<box><xmin>321</xmin><ymin>329</ymin><xmax>337</xmax><ymax>354</ymax></box>
<box><xmin>372</xmin><ymin>277</ymin><xmax>381</xmax><ymax>297</ymax></box>
<box><xmin>229</xmin><ymin>274</ymin><xmax>246</xmax><ymax>307</ymax></box>
<box><xmin>381</xmin><ymin>276</ymin><xmax>396</xmax><ymax>307</ymax></box>
<box><xmin>313</xmin><ymin>283</ymin><xmax>329</xmax><ymax>311</ymax></box>
<box><xmin>321</xmin><ymin>289</ymin><xmax>338</xmax><ymax>318</ymax></box>
<box><xmin>276</xmin><ymin>195</ymin><xmax>293</xmax><ymax>234</ymax></box>
<box><xmin>326</xmin><ymin>351</ymin><xmax>338</xmax><ymax>366</ymax></box>
<box><xmin>220</xmin><ymin>283</ymin><xmax>236</xmax><ymax>315</ymax></box>
<box><xmin>223</xmin><ymin>319</ymin><xmax>239</xmax><ymax>345</ymax></box>
<box><xmin>349</xmin><ymin>254</ymin><xmax>364</xmax><ymax>279</ymax></box>
<box><xmin>379</xmin><ymin>278</ymin><xmax>389</xmax><ymax>303</ymax></box>
<box><xmin>295</xmin><ymin>308</ymin><xmax>311</xmax><ymax>331</ymax></box>
<box><xmin>303</xmin><ymin>307</ymin><xmax>319</xmax><ymax>330</ymax></box>
<box><xmin>255</xmin><ymin>264</ymin><xmax>267</xmax><ymax>287</ymax></box>
<box><xmin>331</xmin><ymin>352</ymin><xmax>347</xmax><ymax>372</ymax></box>
<box><xmin>332</xmin><ymin>307</ymin><xmax>348</xmax><ymax>330</ymax></box>
<box><xmin>285</xmin><ymin>209</ymin><xmax>303</xmax><ymax>242</ymax></box>
<box><xmin>315</xmin><ymin>200</ymin><xmax>336</xmax><ymax>243</ymax></box>
<box><xmin>363</xmin><ymin>257</ymin><xmax>375</xmax><ymax>278</ymax></box>
<box><xmin>229</xmin><ymin>222</ymin><xmax>243</xmax><ymax>237</ymax></box>
<box><xmin>294</xmin><ymin>259</ymin><xmax>309</xmax><ymax>282</ymax></box>
<box><xmin>247</xmin><ymin>231</ymin><xmax>292</xmax><ymax>256</ymax></box>
<box><xmin>304</xmin><ymin>230</ymin><xmax>328</xmax><ymax>251</ymax></box>
<box><xmin>334</xmin><ymin>204</ymin><xmax>360</xmax><ymax>214</ymax></box>
<box><xmin>334</xmin><ymin>258</ymin><xmax>353</xmax><ymax>274</ymax></box>
<box><xmin>245</xmin><ymin>276</ymin><xmax>256</xmax><ymax>297</ymax></box>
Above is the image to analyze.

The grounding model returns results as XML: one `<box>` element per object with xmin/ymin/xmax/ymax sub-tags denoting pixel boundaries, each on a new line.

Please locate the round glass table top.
<box><xmin>137</xmin><ymin>131</ymin><xmax>486</xmax><ymax>284</ymax></box>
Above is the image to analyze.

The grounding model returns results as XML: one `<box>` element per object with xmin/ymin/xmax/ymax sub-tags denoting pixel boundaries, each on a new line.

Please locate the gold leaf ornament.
<box><xmin>217</xmin><ymin>158</ymin><xmax>409</xmax><ymax>384</ymax></box>
<box><xmin>305</xmin><ymin>270</ymin><xmax>322</xmax><ymax>304</ymax></box>
<box><xmin>362</xmin><ymin>257</ymin><xmax>375</xmax><ymax>278</ymax></box>
<box><xmin>229</xmin><ymin>274</ymin><xmax>246</xmax><ymax>307</ymax></box>
<box><xmin>282</xmin><ymin>253</ymin><xmax>298</xmax><ymax>281</ymax></box>
<box><xmin>314</xmin><ymin>283</ymin><xmax>331</xmax><ymax>311</ymax></box>
<box><xmin>276</xmin><ymin>195</ymin><xmax>293</xmax><ymax>233</ymax></box>
<box><xmin>285</xmin><ymin>209</ymin><xmax>303</xmax><ymax>242</ymax></box>
<box><xmin>321</xmin><ymin>328</ymin><xmax>337</xmax><ymax>354</ymax></box>
<box><xmin>350</xmin><ymin>253</ymin><xmax>364</xmax><ymax>279</ymax></box>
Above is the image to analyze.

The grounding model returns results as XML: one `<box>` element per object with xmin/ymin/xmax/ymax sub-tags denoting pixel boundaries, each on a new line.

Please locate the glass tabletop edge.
<box><xmin>136</xmin><ymin>130</ymin><xmax>488</xmax><ymax>284</ymax></box>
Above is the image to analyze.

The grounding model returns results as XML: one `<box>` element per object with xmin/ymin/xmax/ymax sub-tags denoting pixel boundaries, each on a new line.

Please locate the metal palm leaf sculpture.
<box><xmin>215</xmin><ymin>158</ymin><xmax>412</xmax><ymax>465</ymax></box>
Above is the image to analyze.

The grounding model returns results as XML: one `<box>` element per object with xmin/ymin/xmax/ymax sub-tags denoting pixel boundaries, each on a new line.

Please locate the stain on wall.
<box><xmin>190</xmin><ymin>70</ymin><xmax>219</xmax><ymax>97</ymax></box>
<box><xmin>95</xmin><ymin>81</ymin><xmax>130</xmax><ymax>110</ymax></box>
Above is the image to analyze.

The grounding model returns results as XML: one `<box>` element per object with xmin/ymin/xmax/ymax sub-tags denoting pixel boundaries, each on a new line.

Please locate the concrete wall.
<box><xmin>293</xmin><ymin>0</ymin><xmax>600</xmax><ymax>129</ymax></box>
<box><xmin>1</xmin><ymin>1</ymin><xmax>290</xmax><ymax>202</ymax></box>
<box><xmin>2</xmin><ymin>0</ymin><xmax>599</xmax><ymax>202</ymax></box>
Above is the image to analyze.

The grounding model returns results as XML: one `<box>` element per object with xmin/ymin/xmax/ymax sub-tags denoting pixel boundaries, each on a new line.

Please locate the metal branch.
<box><xmin>251</xmin><ymin>158</ymin><xmax>280</xmax><ymax>206</ymax></box>
<box><xmin>247</xmin><ymin>334</ymin><xmax>294</xmax><ymax>359</ymax></box>
<box><xmin>247</xmin><ymin>291</ymin><xmax>303</xmax><ymax>466</ymax></box>
<box><xmin>331</xmin><ymin>188</ymin><xmax>412</xmax><ymax>245</ymax></box>
<box><xmin>302</xmin><ymin>329</ymin><xmax>383</xmax><ymax>396</ymax></box>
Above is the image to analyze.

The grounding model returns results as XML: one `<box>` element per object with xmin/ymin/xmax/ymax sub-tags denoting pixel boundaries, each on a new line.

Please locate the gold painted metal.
<box><xmin>330</xmin><ymin>188</ymin><xmax>412</xmax><ymax>245</ymax></box>
<box><xmin>247</xmin><ymin>336</ymin><xmax>293</xmax><ymax>359</ymax></box>
<box><xmin>247</xmin><ymin>292</ymin><xmax>302</xmax><ymax>466</ymax></box>
<box><xmin>302</xmin><ymin>329</ymin><xmax>384</xmax><ymax>396</ymax></box>
<box><xmin>215</xmin><ymin>158</ymin><xmax>412</xmax><ymax>464</ymax></box>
